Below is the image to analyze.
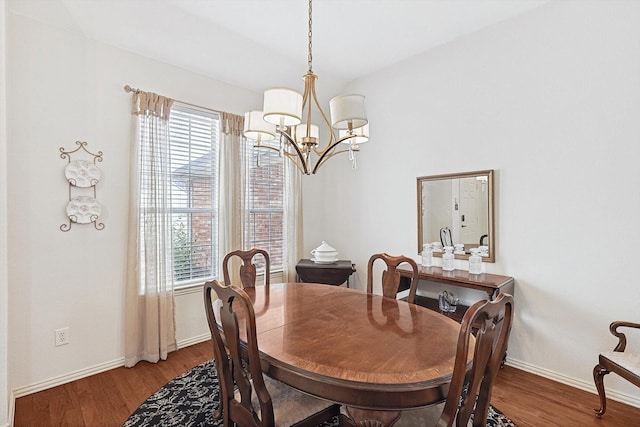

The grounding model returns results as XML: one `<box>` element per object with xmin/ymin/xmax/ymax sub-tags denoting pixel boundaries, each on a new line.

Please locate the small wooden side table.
<box><xmin>295</xmin><ymin>259</ymin><xmax>356</xmax><ymax>287</ymax></box>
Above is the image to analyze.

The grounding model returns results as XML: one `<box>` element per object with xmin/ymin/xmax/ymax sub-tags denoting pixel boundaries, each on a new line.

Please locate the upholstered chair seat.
<box><xmin>600</xmin><ymin>351</ymin><xmax>640</xmax><ymax>375</ymax></box>
<box><xmin>593</xmin><ymin>321</ymin><xmax>640</xmax><ymax>417</ymax></box>
<box><xmin>236</xmin><ymin>375</ymin><xmax>337</xmax><ymax>426</ymax></box>
<box><xmin>394</xmin><ymin>403</ymin><xmax>443</xmax><ymax>426</ymax></box>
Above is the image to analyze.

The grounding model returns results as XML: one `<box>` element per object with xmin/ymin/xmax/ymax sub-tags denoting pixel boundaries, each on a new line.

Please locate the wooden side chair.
<box><xmin>366</xmin><ymin>253</ymin><xmax>419</xmax><ymax>303</ymax></box>
<box><xmin>223</xmin><ymin>248</ymin><xmax>270</xmax><ymax>289</ymax></box>
<box><xmin>204</xmin><ymin>280</ymin><xmax>339</xmax><ymax>426</ymax></box>
<box><xmin>593</xmin><ymin>321</ymin><xmax>640</xmax><ymax>417</ymax></box>
<box><xmin>397</xmin><ymin>292</ymin><xmax>514</xmax><ymax>426</ymax></box>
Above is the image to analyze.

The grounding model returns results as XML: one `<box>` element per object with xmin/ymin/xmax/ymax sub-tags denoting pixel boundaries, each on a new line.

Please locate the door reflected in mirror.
<box><xmin>417</xmin><ymin>170</ymin><xmax>494</xmax><ymax>262</ymax></box>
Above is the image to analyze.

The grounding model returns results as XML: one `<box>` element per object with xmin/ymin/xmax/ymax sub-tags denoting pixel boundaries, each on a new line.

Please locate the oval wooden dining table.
<box><xmin>240</xmin><ymin>282</ymin><xmax>471</xmax><ymax>426</ymax></box>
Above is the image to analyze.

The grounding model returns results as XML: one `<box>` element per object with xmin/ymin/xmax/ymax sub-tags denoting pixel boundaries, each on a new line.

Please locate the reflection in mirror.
<box><xmin>417</xmin><ymin>170</ymin><xmax>494</xmax><ymax>262</ymax></box>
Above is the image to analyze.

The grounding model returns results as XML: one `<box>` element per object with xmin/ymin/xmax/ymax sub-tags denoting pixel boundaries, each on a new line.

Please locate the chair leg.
<box><xmin>593</xmin><ymin>363</ymin><xmax>610</xmax><ymax>417</ymax></box>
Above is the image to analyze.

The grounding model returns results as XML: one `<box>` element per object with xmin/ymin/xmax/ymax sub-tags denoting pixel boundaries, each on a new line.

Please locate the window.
<box><xmin>168</xmin><ymin>104</ymin><xmax>220</xmax><ymax>285</ymax></box>
<box><xmin>243</xmin><ymin>143</ymin><xmax>286</xmax><ymax>272</ymax></box>
<box><xmin>142</xmin><ymin>102</ymin><xmax>286</xmax><ymax>287</ymax></box>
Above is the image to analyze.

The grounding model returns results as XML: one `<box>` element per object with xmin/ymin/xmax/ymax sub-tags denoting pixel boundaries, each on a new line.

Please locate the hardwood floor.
<box><xmin>14</xmin><ymin>341</ymin><xmax>213</xmax><ymax>427</ymax></box>
<box><xmin>491</xmin><ymin>365</ymin><xmax>640</xmax><ymax>427</ymax></box>
<box><xmin>13</xmin><ymin>340</ymin><xmax>640</xmax><ymax>426</ymax></box>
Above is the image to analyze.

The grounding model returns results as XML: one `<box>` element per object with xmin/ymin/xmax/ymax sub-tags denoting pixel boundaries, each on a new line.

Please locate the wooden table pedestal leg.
<box><xmin>345</xmin><ymin>407</ymin><xmax>401</xmax><ymax>427</ymax></box>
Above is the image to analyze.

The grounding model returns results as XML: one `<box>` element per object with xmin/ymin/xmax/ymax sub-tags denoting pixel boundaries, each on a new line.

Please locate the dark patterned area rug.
<box><xmin>124</xmin><ymin>360</ymin><xmax>516</xmax><ymax>426</ymax></box>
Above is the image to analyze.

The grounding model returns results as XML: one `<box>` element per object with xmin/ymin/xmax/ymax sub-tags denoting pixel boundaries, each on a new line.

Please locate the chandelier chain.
<box><xmin>308</xmin><ymin>0</ymin><xmax>313</xmax><ymax>72</ymax></box>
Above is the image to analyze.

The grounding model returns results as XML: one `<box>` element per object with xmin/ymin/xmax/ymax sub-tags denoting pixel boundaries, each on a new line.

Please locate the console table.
<box><xmin>397</xmin><ymin>265</ymin><xmax>514</xmax><ymax>323</ymax></box>
<box><xmin>295</xmin><ymin>259</ymin><xmax>356</xmax><ymax>287</ymax></box>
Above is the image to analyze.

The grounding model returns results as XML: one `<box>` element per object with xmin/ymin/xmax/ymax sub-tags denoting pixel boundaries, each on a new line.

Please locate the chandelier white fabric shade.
<box><xmin>339</xmin><ymin>123</ymin><xmax>369</xmax><ymax>145</ymax></box>
<box><xmin>243</xmin><ymin>111</ymin><xmax>277</xmax><ymax>142</ymax></box>
<box><xmin>294</xmin><ymin>123</ymin><xmax>319</xmax><ymax>145</ymax></box>
<box><xmin>329</xmin><ymin>94</ymin><xmax>368</xmax><ymax>130</ymax></box>
<box><xmin>263</xmin><ymin>88</ymin><xmax>303</xmax><ymax>127</ymax></box>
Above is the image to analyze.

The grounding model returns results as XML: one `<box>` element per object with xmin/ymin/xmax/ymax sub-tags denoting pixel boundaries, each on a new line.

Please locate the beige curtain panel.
<box><xmin>219</xmin><ymin>112</ymin><xmax>245</xmax><ymax>285</ymax></box>
<box><xmin>125</xmin><ymin>89</ymin><xmax>177</xmax><ymax>368</ymax></box>
<box><xmin>130</xmin><ymin>90</ymin><xmax>173</xmax><ymax>120</ymax></box>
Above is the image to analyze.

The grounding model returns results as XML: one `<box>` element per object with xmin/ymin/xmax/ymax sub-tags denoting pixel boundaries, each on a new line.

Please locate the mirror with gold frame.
<box><xmin>417</xmin><ymin>170</ymin><xmax>494</xmax><ymax>262</ymax></box>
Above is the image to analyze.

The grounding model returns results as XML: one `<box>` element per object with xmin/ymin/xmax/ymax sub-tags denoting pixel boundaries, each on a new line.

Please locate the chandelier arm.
<box><xmin>318</xmin><ymin>145</ymin><xmax>359</xmax><ymax>162</ymax></box>
<box><xmin>254</xmin><ymin>142</ymin><xmax>309</xmax><ymax>174</ymax></box>
<box><xmin>313</xmin><ymin>147</ymin><xmax>357</xmax><ymax>174</ymax></box>
<box><xmin>302</xmin><ymin>72</ymin><xmax>336</xmax><ymax>155</ymax></box>
<box><xmin>283</xmin><ymin>154</ymin><xmax>309</xmax><ymax>174</ymax></box>
<box><xmin>279</xmin><ymin>131</ymin><xmax>311</xmax><ymax>174</ymax></box>
<box><xmin>311</xmin><ymin>134</ymin><xmax>359</xmax><ymax>174</ymax></box>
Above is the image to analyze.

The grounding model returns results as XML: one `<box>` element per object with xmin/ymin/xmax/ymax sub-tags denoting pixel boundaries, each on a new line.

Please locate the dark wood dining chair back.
<box><xmin>204</xmin><ymin>280</ymin><xmax>269</xmax><ymax>426</ymax></box>
<box><xmin>440</xmin><ymin>292</ymin><xmax>514</xmax><ymax>427</ymax></box>
<box><xmin>367</xmin><ymin>253</ymin><xmax>419</xmax><ymax>304</ymax></box>
<box><xmin>593</xmin><ymin>321</ymin><xmax>640</xmax><ymax>417</ymax></box>
<box><xmin>386</xmin><ymin>292</ymin><xmax>515</xmax><ymax>426</ymax></box>
<box><xmin>223</xmin><ymin>248</ymin><xmax>270</xmax><ymax>289</ymax></box>
<box><xmin>203</xmin><ymin>280</ymin><xmax>338</xmax><ymax>427</ymax></box>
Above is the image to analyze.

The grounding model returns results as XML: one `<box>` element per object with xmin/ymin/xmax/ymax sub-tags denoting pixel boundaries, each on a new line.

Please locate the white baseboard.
<box><xmin>12</xmin><ymin>335</ymin><xmax>211</xmax><ymax>399</ymax></box>
<box><xmin>12</xmin><ymin>357</ymin><xmax>125</xmax><ymax>399</ymax></box>
<box><xmin>8</xmin><ymin>335</ymin><xmax>212</xmax><ymax>426</ymax></box>
<box><xmin>6</xmin><ymin>390</ymin><xmax>14</xmax><ymax>427</ymax></box>
<box><xmin>177</xmin><ymin>333</ymin><xmax>210</xmax><ymax>349</ymax></box>
<box><xmin>506</xmin><ymin>357</ymin><xmax>640</xmax><ymax>409</ymax></box>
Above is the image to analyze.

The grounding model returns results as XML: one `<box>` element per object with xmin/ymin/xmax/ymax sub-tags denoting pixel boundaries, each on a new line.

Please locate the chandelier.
<box><xmin>243</xmin><ymin>0</ymin><xmax>369</xmax><ymax>175</ymax></box>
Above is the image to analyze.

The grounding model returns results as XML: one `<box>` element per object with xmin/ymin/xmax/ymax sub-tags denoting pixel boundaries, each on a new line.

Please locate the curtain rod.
<box><xmin>123</xmin><ymin>84</ymin><xmax>226</xmax><ymax>116</ymax></box>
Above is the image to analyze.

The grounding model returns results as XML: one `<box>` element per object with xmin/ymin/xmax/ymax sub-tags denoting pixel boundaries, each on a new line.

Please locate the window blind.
<box><xmin>168</xmin><ymin>104</ymin><xmax>220</xmax><ymax>285</ymax></box>
<box><xmin>243</xmin><ymin>143</ymin><xmax>286</xmax><ymax>271</ymax></box>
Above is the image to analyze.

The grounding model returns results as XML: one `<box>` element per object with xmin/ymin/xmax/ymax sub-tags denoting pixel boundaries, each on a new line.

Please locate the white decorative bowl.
<box><xmin>311</xmin><ymin>241</ymin><xmax>339</xmax><ymax>262</ymax></box>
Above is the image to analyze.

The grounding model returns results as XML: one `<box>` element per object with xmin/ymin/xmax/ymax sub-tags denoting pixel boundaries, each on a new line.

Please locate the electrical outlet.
<box><xmin>55</xmin><ymin>327</ymin><xmax>70</xmax><ymax>346</ymax></box>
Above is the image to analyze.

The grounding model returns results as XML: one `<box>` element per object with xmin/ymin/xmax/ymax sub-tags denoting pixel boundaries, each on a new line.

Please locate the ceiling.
<box><xmin>12</xmin><ymin>0</ymin><xmax>549</xmax><ymax>93</ymax></box>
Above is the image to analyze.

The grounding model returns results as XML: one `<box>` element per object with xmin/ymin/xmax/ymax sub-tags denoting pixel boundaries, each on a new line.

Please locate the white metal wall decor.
<box><xmin>60</xmin><ymin>141</ymin><xmax>105</xmax><ymax>231</ymax></box>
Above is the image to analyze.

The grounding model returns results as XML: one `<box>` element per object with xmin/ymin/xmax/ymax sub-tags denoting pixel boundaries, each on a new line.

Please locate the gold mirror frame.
<box><xmin>417</xmin><ymin>170</ymin><xmax>495</xmax><ymax>263</ymax></box>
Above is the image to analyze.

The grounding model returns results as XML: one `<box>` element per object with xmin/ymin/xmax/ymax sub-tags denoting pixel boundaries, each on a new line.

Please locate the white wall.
<box><xmin>309</xmin><ymin>0</ymin><xmax>640</xmax><ymax>405</ymax></box>
<box><xmin>5</xmin><ymin>8</ymin><xmax>261</xmax><ymax>400</ymax></box>
<box><xmin>1</xmin><ymin>1</ymin><xmax>10</xmax><ymax>425</ymax></box>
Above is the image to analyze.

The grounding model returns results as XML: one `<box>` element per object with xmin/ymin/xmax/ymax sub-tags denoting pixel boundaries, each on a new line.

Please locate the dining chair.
<box><xmin>203</xmin><ymin>280</ymin><xmax>339</xmax><ymax>427</ymax></box>
<box><xmin>593</xmin><ymin>321</ymin><xmax>640</xmax><ymax>417</ymax></box>
<box><xmin>440</xmin><ymin>227</ymin><xmax>453</xmax><ymax>247</ymax></box>
<box><xmin>396</xmin><ymin>292</ymin><xmax>514</xmax><ymax>426</ymax></box>
<box><xmin>366</xmin><ymin>253</ymin><xmax>419</xmax><ymax>304</ymax></box>
<box><xmin>223</xmin><ymin>248</ymin><xmax>270</xmax><ymax>289</ymax></box>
